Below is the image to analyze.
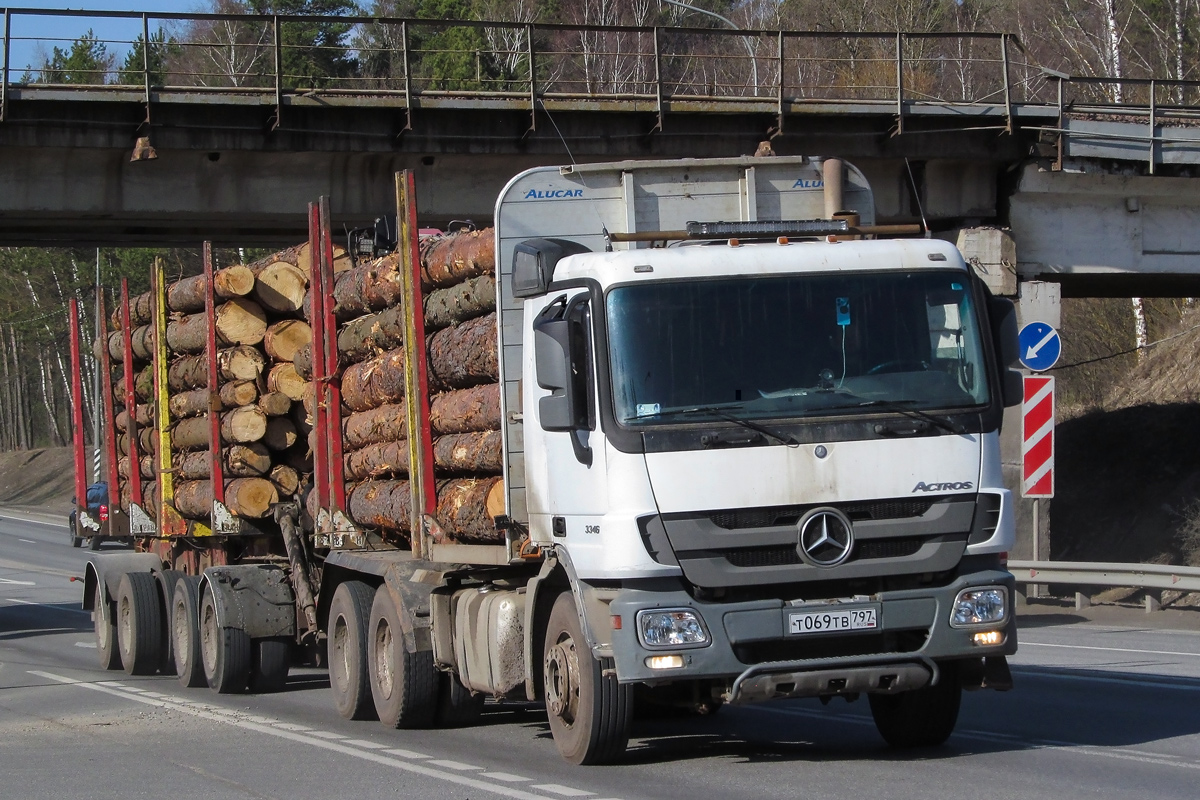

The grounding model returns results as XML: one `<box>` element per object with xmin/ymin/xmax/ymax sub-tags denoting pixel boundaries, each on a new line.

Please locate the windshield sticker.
<box><xmin>636</xmin><ymin>403</ymin><xmax>662</xmax><ymax>417</ymax></box>
<box><xmin>836</xmin><ymin>297</ymin><xmax>851</xmax><ymax>327</ymax></box>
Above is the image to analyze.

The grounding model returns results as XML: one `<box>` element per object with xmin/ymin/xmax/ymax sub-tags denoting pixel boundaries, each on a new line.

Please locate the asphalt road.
<box><xmin>4</xmin><ymin>510</ymin><xmax>1200</xmax><ymax>800</ymax></box>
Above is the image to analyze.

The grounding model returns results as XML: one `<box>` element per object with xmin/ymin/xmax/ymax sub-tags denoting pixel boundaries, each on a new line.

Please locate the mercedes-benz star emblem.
<box><xmin>797</xmin><ymin>508</ymin><xmax>855</xmax><ymax>567</ymax></box>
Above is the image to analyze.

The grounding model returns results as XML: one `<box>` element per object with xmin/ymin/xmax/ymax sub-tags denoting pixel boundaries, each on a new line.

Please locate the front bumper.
<box><xmin>606</xmin><ymin>568</ymin><xmax>1016</xmax><ymax>703</ymax></box>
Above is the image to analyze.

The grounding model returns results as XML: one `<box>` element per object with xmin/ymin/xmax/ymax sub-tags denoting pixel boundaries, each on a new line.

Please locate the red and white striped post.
<box><xmin>1022</xmin><ymin>375</ymin><xmax>1055</xmax><ymax>498</ymax></box>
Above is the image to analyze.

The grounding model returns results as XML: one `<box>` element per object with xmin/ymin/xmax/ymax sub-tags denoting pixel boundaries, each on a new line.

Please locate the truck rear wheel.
<box><xmin>868</xmin><ymin>661</ymin><xmax>962</xmax><ymax>748</ymax></box>
<box><xmin>436</xmin><ymin>672</ymin><xmax>484</xmax><ymax>728</ymax></box>
<box><xmin>543</xmin><ymin>592</ymin><xmax>632</xmax><ymax>765</ymax></box>
<box><xmin>172</xmin><ymin>576</ymin><xmax>206</xmax><ymax>688</ymax></box>
<box><xmin>367</xmin><ymin>585</ymin><xmax>437</xmax><ymax>728</ymax></box>
<box><xmin>157</xmin><ymin>570</ymin><xmax>181</xmax><ymax>675</ymax></box>
<box><xmin>200</xmin><ymin>590</ymin><xmax>250</xmax><ymax>694</ymax></box>
<box><xmin>93</xmin><ymin>582</ymin><xmax>122</xmax><ymax>670</ymax></box>
<box><xmin>329</xmin><ymin>581</ymin><xmax>376</xmax><ymax>720</ymax></box>
<box><xmin>116</xmin><ymin>572</ymin><xmax>163</xmax><ymax>676</ymax></box>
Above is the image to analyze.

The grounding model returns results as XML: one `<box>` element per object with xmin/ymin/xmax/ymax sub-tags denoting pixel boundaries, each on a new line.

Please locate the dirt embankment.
<box><xmin>0</xmin><ymin>447</ymin><xmax>76</xmax><ymax>513</ymax></box>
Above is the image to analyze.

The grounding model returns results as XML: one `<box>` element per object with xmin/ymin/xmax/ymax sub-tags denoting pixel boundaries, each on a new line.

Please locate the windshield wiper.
<box><xmin>855</xmin><ymin>398</ymin><xmax>965</xmax><ymax>436</ymax></box>
<box><xmin>633</xmin><ymin>405</ymin><xmax>799</xmax><ymax>447</ymax></box>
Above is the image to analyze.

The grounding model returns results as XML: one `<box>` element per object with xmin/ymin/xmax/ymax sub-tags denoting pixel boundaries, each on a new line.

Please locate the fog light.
<box><xmin>636</xmin><ymin>608</ymin><xmax>710</xmax><ymax>649</ymax></box>
<box><xmin>645</xmin><ymin>654</ymin><xmax>684</xmax><ymax>670</ymax></box>
<box><xmin>973</xmin><ymin>630</ymin><xmax>1003</xmax><ymax>646</ymax></box>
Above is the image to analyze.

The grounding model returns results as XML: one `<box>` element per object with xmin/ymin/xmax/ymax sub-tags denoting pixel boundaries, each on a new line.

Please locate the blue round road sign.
<box><xmin>1018</xmin><ymin>322</ymin><xmax>1061</xmax><ymax>371</ymax></box>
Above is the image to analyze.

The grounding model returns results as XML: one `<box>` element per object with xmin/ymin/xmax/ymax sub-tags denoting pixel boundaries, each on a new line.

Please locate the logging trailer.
<box><xmin>75</xmin><ymin>156</ymin><xmax>1020</xmax><ymax>764</ymax></box>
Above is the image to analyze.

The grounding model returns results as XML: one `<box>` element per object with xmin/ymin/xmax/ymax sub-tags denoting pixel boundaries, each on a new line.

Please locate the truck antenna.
<box><xmin>904</xmin><ymin>157</ymin><xmax>930</xmax><ymax>237</ymax></box>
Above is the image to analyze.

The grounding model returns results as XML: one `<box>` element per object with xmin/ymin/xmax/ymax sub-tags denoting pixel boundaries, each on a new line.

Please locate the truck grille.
<box><xmin>734</xmin><ymin>629</ymin><xmax>929</xmax><ymax>665</ymax></box>
<box><xmin>722</xmin><ymin>536</ymin><xmax>926</xmax><ymax>568</ymax></box>
<box><xmin>709</xmin><ymin>499</ymin><xmax>935</xmax><ymax>530</ymax></box>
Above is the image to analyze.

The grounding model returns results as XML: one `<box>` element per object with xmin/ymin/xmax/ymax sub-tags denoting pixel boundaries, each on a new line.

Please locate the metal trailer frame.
<box><xmin>95</xmin><ymin>292</ymin><xmax>127</xmax><ymax>539</ymax></box>
<box><xmin>67</xmin><ymin>299</ymin><xmax>93</xmax><ymax>540</ymax></box>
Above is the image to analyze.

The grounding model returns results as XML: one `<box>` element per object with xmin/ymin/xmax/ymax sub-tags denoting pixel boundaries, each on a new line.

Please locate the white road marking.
<box><xmin>532</xmin><ymin>785</ymin><xmax>595</xmax><ymax>797</ymax></box>
<box><xmin>429</xmin><ymin>759</ymin><xmax>482</xmax><ymax>771</ymax></box>
<box><xmin>1021</xmin><ymin>641</ymin><xmax>1200</xmax><ymax>658</ymax></box>
<box><xmin>342</xmin><ymin>739</ymin><xmax>388</xmax><ymax>749</ymax></box>
<box><xmin>383</xmin><ymin>748</ymin><xmax>431</xmax><ymax>759</ymax></box>
<box><xmin>18</xmin><ymin>539</ymin><xmax>35</xmax><ymax>544</ymax></box>
<box><xmin>1</xmin><ymin>597</ymin><xmax>89</xmax><ymax>613</ymax></box>
<box><xmin>73</xmin><ymin>641</ymin><xmax>96</xmax><ymax>649</ymax></box>
<box><xmin>273</xmin><ymin>722</ymin><xmax>312</xmax><ymax>731</ymax></box>
<box><xmin>29</xmin><ymin>671</ymin><xmax>599</xmax><ymax>800</ymax></box>
<box><xmin>309</xmin><ymin>730</ymin><xmax>349</xmax><ymax>740</ymax></box>
<box><xmin>0</xmin><ymin>578</ymin><xmax>36</xmax><ymax>585</ymax></box>
<box><xmin>483</xmin><ymin>773</ymin><xmax>533</xmax><ymax>783</ymax></box>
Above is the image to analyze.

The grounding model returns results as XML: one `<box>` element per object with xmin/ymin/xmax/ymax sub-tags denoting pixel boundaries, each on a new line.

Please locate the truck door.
<box><xmin>526</xmin><ymin>288</ymin><xmax>609</xmax><ymax>542</ymax></box>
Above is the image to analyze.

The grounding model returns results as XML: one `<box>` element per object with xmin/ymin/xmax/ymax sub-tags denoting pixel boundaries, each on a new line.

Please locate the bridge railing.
<box><xmin>0</xmin><ymin>8</ymin><xmax>1051</xmax><ymax>120</ymax></box>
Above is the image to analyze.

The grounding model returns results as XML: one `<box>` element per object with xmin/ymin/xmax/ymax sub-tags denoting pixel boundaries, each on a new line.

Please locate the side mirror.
<box><xmin>533</xmin><ymin>295</ymin><xmax>594</xmax><ymax>465</ymax></box>
<box><xmin>513</xmin><ymin>239</ymin><xmax>590</xmax><ymax>298</ymax></box>
<box><xmin>987</xmin><ymin>296</ymin><xmax>1023</xmax><ymax>407</ymax></box>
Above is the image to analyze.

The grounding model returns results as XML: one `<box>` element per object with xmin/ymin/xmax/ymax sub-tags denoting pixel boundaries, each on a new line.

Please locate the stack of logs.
<box><xmin>107</xmin><ymin>244</ymin><xmax>345</xmax><ymax>522</ymax></box>
<box><xmin>298</xmin><ymin>228</ymin><xmax>504</xmax><ymax>544</ymax></box>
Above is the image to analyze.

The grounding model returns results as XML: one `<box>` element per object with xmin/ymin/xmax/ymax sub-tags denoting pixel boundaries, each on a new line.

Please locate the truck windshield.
<box><xmin>607</xmin><ymin>270</ymin><xmax>991</xmax><ymax>426</ymax></box>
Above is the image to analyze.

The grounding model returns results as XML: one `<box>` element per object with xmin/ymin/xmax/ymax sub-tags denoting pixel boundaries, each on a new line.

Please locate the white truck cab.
<box><xmin>494</xmin><ymin>156</ymin><xmax>1020</xmax><ymax>760</ymax></box>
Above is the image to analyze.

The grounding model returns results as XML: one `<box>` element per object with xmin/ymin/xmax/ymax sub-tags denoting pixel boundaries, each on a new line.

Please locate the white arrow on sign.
<box><xmin>1025</xmin><ymin>328</ymin><xmax>1058</xmax><ymax>361</ymax></box>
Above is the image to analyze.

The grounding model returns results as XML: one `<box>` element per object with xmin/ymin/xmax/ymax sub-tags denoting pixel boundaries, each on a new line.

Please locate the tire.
<box><xmin>367</xmin><ymin>585</ymin><xmax>439</xmax><ymax>728</ymax></box>
<box><xmin>93</xmin><ymin>582</ymin><xmax>122</xmax><ymax>671</ymax></box>
<box><xmin>88</xmin><ymin>534</ymin><xmax>102</xmax><ymax>551</ymax></box>
<box><xmin>251</xmin><ymin>638</ymin><xmax>291</xmax><ymax>693</ymax></box>
<box><xmin>543</xmin><ymin>592</ymin><xmax>632</xmax><ymax>765</ymax></box>
<box><xmin>116</xmin><ymin>572</ymin><xmax>163</xmax><ymax>676</ymax></box>
<box><xmin>436</xmin><ymin>671</ymin><xmax>484</xmax><ymax>728</ymax></box>
<box><xmin>69</xmin><ymin>512</ymin><xmax>82</xmax><ymax>548</ymax></box>
<box><xmin>157</xmin><ymin>570</ymin><xmax>182</xmax><ymax>675</ymax></box>
<box><xmin>329</xmin><ymin>581</ymin><xmax>376</xmax><ymax>720</ymax></box>
<box><xmin>869</xmin><ymin>661</ymin><xmax>963</xmax><ymax>748</ymax></box>
<box><xmin>171</xmin><ymin>576</ymin><xmax>206</xmax><ymax>688</ymax></box>
<box><xmin>200</xmin><ymin>589</ymin><xmax>251</xmax><ymax>694</ymax></box>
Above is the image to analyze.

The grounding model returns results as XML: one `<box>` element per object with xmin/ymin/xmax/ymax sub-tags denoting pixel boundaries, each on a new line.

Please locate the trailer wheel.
<box><xmin>543</xmin><ymin>592</ymin><xmax>632</xmax><ymax>765</ymax></box>
<box><xmin>329</xmin><ymin>581</ymin><xmax>376</xmax><ymax>720</ymax></box>
<box><xmin>88</xmin><ymin>535</ymin><xmax>102</xmax><ymax>551</ymax></box>
<box><xmin>251</xmin><ymin>638</ymin><xmax>291</xmax><ymax>693</ymax></box>
<box><xmin>171</xmin><ymin>576</ymin><xmax>206</xmax><ymax>688</ymax></box>
<box><xmin>69</xmin><ymin>511</ymin><xmax>82</xmax><ymax>548</ymax></box>
<box><xmin>869</xmin><ymin>661</ymin><xmax>962</xmax><ymax>748</ymax></box>
<box><xmin>157</xmin><ymin>570</ymin><xmax>182</xmax><ymax>675</ymax></box>
<box><xmin>93</xmin><ymin>582</ymin><xmax>122</xmax><ymax>671</ymax></box>
<box><xmin>436</xmin><ymin>671</ymin><xmax>484</xmax><ymax>728</ymax></box>
<box><xmin>368</xmin><ymin>586</ymin><xmax>438</xmax><ymax>729</ymax></box>
<box><xmin>200</xmin><ymin>590</ymin><xmax>250</xmax><ymax>694</ymax></box>
<box><xmin>116</xmin><ymin>572</ymin><xmax>163</xmax><ymax>676</ymax></box>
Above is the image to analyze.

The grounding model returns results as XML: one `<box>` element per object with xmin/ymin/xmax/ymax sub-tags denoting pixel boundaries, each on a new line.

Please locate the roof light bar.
<box><xmin>686</xmin><ymin>219</ymin><xmax>849</xmax><ymax>238</ymax></box>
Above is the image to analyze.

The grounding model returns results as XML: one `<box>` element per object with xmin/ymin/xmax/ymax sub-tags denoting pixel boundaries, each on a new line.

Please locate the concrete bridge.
<box><xmin>3</xmin><ymin>9</ymin><xmax>1200</xmax><ymax>296</ymax></box>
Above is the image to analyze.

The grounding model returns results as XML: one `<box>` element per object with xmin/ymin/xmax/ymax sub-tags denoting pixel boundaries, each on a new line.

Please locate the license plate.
<box><xmin>789</xmin><ymin>606</ymin><xmax>878</xmax><ymax>635</ymax></box>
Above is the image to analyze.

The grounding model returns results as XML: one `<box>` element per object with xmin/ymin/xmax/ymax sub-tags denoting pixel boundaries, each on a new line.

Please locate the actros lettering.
<box><xmin>912</xmin><ymin>481</ymin><xmax>974</xmax><ymax>492</ymax></box>
<box><xmin>792</xmin><ymin>179</ymin><xmax>824</xmax><ymax>189</ymax></box>
<box><xmin>523</xmin><ymin>188</ymin><xmax>584</xmax><ymax>199</ymax></box>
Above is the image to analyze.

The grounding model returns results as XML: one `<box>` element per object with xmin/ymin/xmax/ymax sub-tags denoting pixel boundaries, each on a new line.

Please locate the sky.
<box><xmin>2</xmin><ymin>2</ymin><xmax>225</xmax><ymax>75</ymax></box>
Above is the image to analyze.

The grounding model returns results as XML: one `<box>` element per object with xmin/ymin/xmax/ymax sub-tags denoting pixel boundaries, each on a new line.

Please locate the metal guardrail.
<box><xmin>1008</xmin><ymin>560</ymin><xmax>1200</xmax><ymax>594</ymax></box>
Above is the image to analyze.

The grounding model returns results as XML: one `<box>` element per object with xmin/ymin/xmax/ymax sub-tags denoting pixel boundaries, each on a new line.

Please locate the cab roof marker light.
<box><xmin>686</xmin><ymin>219</ymin><xmax>849</xmax><ymax>238</ymax></box>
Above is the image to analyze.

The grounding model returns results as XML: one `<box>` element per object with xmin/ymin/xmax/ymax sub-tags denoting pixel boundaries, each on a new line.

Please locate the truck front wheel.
<box><xmin>542</xmin><ymin>592</ymin><xmax>632</xmax><ymax>765</ymax></box>
<box><xmin>329</xmin><ymin>581</ymin><xmax>376</xmax><ymax>720</ymax></box>
<box><xmin>367</xmin><ymin>586</ymin><xmax>437</xmax><ymax>728</ymax></box>
<box><xmin>868</xmin><ymin>661</ymin><xmax>962</xmax><ymax>748</ymax></box>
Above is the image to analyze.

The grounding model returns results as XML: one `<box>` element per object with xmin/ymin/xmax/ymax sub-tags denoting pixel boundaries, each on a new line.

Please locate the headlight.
<box><xmin>636</xmin><ymin>608</ymin><xmax>710</xmax><ymax>649</ymax></box>
<box><xmin>950</xmin><ymin>587</ymin><xmax>1008</xmax><ymax>627</ymax></box>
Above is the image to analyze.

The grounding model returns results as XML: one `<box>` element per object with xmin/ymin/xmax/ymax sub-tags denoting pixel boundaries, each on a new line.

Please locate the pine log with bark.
<box><xmin>330</xmin><ymin>253</ymin><xmax>403</xmax><ymax>321</ymax></box>
<box><xmin>174</xmin><ymin>477</ymin><xmax>278</xmax><ymax>520</ymax></box>
<box><xmin>117</xmin><ymin>428</ymin><xmax>158</xmax><ymax>457</ymax></box>
<box><xmin>433</xmin><ymin>477</ymin><xmax>505</xmax><ymax>544</ymax></box>
<box><xmin>262</xmin><ymin>416</ymin><xmax>297</xmax><ymax>451</ymax></box>
<box><xmin>169</xmin><ymin>346</ymin><xmax>265</xmax><ymax>391</ymax></box>
<box><xmin>430</xmin><ymin>384</ymin><xmax>502</xmax><ymax>434</ymax></box>
<box><xmin>343</xmin><ymin>431</ymin><xmax>502</xmax><ymax>480</ymax></box>
<box><xmin>221</xmin><ymin>406</ymin><xmax>269</xmax><ymax>444</ymax></box>
<box><xmin>220</xmin><ymin>381</ymin><xmax>259</xmax><ymax>408</ymax></box>
<box><xmin>166</xmin><ymin>299</ymin><xmax>267</xmax><ymax>352</ymax></box>
<box><xmin>173</xmin><ymin>444</ymin><xmax>271</xmax><ymax>480</ymax></box>
<box><xmin>420</xmin><ymin>228</ymin><xmax>495</xmax><ymax>290</ymax></box>
<box><xmin>171</xmin><ymin>417</ymin><xmax>211</xmax><ymax>450</ymax></box>
<box><xmin>112</xmin><ymin>291</ymin><xmax>153</xmax><ymax>329</ymax></box>
<box><xmin>106</xmin><ymin>325</ymin><xmax>155</xmax><ymax>363</ymax></box>
<box><xmin>115</xmin><ymin>404</ymin><xmax>152</xmax><ymax>432</ymax></box>
<box><xmin>347</xmin><ymin>479</ymin><xmax>412</xmax><ymax>532</ymax></box>
<box><xmin>134</xmin><ymin>365</ymin><xmax>154</xmax><ymax>402</ymax></box>
<box><xmin>263</xmin><ymin>319</ymin><xmax>311</xmax><ymax>363</ymax></box>
<box><xmin>258</xmin><ymin>391</ymin><xmax>292</xmax><ymax>417</ymax></box>
<box><xmin>342</xmin><ymin>402</ymin><xmax>406</xmax><ymax>450</ymax></box>
<box><xmin>267</xmin><ymin>363</ymin><xmax>308</xmax><ymax>401</ymax></box>
<box><xmin>270</xmin><ymin>464</ymin><xmax>300</xmax><ymax>497</ymax></box>
<box><xmin>167</xmin><ymin>265</ymin><xmax>256</xmax><ymax>313</ymax></box>
<box><xmin>341</xmin><ymin>349</ymin><xmax>406</xmax><ymax>412</ymax></box>
<box><xmin>428</xmin><ymin>313</ymin><xmax>498</xmax><ymax>390</ymax></box>
<box><xmin>253</xmin><ymin>262</ymin><xmax>308</xmax><ymax>315</ymax></box>
<box><xmin>293</xmin><ymin>343</ymin><xmax>314</xmax><ymax>381</ymax></box>
<box><xmin>168</xmin><ymin>388</ymin><xmax>211</xmax><ymax>419</ymax></box>
<box><xmin>424</xmin><ymin>274</ymin><xmax>497</xmax><ymax>331</ymax></box>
